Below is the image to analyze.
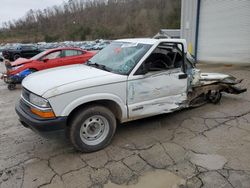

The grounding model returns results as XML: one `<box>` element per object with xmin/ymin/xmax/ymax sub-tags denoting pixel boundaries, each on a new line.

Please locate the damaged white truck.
<box><xmin>15</xmin><ymin>38</ymin><xmax>247</xmax><ymax>152</ymax></box>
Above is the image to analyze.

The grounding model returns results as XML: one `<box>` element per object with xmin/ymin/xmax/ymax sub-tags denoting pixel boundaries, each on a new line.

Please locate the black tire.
<box><xmin>8</xmin><ymin>83</ymin><xmax>16</xmax><ymax>90</ymax></box>
<box><xmin>69</xmin><ymin>105</ymin><xmax>116</xmax><ymax>152</ymax></box>
<box><xmin>207</xmin><ymin>90</ymin><xmax>222</xmax><ymax>104</ymax></box>
<box><xmin>13</xmin><ymin>54</ymin><xmax>21</xmax><ymax>61</ymax></box>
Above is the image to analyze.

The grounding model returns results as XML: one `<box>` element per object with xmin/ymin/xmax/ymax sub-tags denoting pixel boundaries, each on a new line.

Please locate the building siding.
<box><xmin>181</xmin><ymin>0</ymin><xmax>250</xmax><ymax>64</ymax></box>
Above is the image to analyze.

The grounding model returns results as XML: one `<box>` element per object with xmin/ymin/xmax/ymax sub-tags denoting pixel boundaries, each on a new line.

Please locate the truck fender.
<box><xmin>60</xmin><ymin>93</ymin><xmax>127</xmax><ymax>121</ymax></box>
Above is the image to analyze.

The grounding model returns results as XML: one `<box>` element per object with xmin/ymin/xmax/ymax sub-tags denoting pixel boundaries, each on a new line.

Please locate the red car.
<box><xmin>2</xmin><ymin>47</ymin><xmax>96</xmax><ymax>90</ymax></box>
<box><xmin>8</xmin><ymin>47</ymin><xmax>95</xmax><ymax>75</ymax></box>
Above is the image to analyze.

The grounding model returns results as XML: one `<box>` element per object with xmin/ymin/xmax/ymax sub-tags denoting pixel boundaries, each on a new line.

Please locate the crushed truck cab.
<box><xmin>15</xmin><ymin>38</ymin><xmax>247</xmax><ymax>152</ymax></box>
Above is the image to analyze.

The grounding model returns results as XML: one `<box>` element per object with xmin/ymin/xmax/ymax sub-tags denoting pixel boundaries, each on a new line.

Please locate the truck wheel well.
<box><xmin>66</xmin><ymin>100</ymin><xmax>123</xmax><ymax>127</ymax></box>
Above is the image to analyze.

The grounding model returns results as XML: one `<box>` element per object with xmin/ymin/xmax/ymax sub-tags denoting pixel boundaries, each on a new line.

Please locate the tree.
<box><xmin>0</xmin><ymin>0</ymin><xmax>181</xmax><ymax>43</ymax></box>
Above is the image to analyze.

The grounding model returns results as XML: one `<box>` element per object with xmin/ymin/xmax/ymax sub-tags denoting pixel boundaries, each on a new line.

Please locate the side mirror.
<box><xmin>43</xmin><ymin>58</ymin><xmax>49</xmax><ymax>62</ymax></box>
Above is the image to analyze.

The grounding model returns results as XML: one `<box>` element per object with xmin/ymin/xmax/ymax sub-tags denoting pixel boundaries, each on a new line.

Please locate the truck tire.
<box><xmin>69</xmin><ymin>105</ymin><xmax>116</xmax><ymax>152</ymax></box>
<box><xmin>13</xmin><ymin>54</ymin><xmax>21</xmax><ymax>61</ymax></box>
<box><xmin>207</xmin><ymin>90</ymin><xmax>222</xmax><ymax>104</ymax></box>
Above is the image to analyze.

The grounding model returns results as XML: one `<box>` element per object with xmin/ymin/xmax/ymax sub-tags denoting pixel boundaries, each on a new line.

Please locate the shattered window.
<box><xmin>88</xmin><ymin>42</ymin><xmax>152</xmax><ymax>75</ymax></box>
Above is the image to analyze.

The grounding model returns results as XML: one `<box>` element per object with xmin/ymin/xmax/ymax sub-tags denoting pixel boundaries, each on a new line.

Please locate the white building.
<box><xmin>181</xmin><ymin>0</ymin><xmax>250</xmax><ymax>63</ymax></box>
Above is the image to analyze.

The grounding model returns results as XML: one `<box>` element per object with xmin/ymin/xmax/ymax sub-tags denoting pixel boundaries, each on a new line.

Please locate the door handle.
<box><xmin>179</xmin><ymin>73</ymin><xmax>188</xmax><ymax>79</ymax></box>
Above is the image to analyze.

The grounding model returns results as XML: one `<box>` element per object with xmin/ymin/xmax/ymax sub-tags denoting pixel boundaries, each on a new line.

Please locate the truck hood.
<box><xmin>22</xmin><ymin>64</ymin><xmax>127</xmax><ymax>98</ymax></box>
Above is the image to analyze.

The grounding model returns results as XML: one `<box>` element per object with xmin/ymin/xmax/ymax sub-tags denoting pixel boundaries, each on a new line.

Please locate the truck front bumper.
<box><xmin>15</xmin><ymin>100</ymin><xmax>67</xmax><ymax>132</ymax></box>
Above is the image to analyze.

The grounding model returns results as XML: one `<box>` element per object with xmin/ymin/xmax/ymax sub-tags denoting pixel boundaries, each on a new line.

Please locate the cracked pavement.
<box><xmin>0</xmin><ymin>64</ymin><xmax>250</xmax><ymax>188</ymax></box>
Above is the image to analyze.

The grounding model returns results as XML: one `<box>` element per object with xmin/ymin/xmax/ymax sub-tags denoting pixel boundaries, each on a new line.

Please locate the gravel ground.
<box><xmin>0</xmin><ymin>63</ymin><xmax>250</xmax><ymax>188</ymax></box>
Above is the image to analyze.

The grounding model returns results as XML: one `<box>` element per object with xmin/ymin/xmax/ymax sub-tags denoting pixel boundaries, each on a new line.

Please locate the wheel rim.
<box><xmin>80</xmin><ymin>115</ymin><xmax>110</xmax><ymax>146</ymax></box>
<box><xmin>8</xmin><ymin>84</ymin><xmax>16</xmax><ymax>90</ymax></box>
<box><xmin>209</xmin><ymin>91</ymin><xmax>221</xmax><ymax>103</ymax></box>
<box><xmin>14</xmin><ymin>55</ymin><xmax>20</xmax><ymax>60</ymax></box>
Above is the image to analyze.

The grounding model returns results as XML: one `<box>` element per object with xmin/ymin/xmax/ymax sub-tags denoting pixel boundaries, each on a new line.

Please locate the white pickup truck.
<box><xmin>15</xmin><ymin>38</ymin><xmax>246</xmax><ymax>152</ymax></box>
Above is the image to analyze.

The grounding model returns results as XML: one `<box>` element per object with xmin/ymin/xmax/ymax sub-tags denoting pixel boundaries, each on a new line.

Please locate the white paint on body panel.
<box><xmin>127</xmin><ymin>68</ymin><xmax>188</xmax><ymax>119</ymax></box>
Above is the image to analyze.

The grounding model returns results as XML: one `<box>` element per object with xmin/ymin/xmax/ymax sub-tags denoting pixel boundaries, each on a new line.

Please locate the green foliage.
<box><xmin>68</xmin><ymin>26</ymin><xmax>92</xmax><ymax>40</ymax></box>
<box><xmin>44</xmin><ymin>34</ymin><xmax>59</xmax><ymax>42</ymax></box>
<box><xmin>93</xmin><ymin>26</ymin><xmax>113</xmax><ymax>39</ymax></box>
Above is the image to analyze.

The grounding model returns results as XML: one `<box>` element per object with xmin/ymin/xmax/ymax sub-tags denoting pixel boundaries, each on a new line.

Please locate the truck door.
<box><xmin>127</xmin><ymin>42</ymin><xmax>188</xmax><ymax>119</ymax></box>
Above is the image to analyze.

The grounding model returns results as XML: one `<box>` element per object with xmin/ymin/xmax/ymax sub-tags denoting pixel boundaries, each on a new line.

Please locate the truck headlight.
<box><xmin>29</xmin><ymin>93</ymin><xmax>50</xmax><ymax>108</ymax></box>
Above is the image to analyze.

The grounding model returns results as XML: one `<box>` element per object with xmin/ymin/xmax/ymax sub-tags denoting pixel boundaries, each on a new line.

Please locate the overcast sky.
<box><xmin>0</xmin><ymin>0</ymin><xmax>65</xmax><ymax>26</ymax></box>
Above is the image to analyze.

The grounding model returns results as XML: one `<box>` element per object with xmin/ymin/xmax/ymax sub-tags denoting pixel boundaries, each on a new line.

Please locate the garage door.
<box><xmin>197</xmin><ymin>0</ymin><xmax>250</xmax><ymax>63</ymax></box>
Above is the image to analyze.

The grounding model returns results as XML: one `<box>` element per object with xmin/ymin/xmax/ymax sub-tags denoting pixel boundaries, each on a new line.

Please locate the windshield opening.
<box><xmin>88</xmin><ymin>41</ymin><xmax>152</xmax><ymax>75</ymax></box>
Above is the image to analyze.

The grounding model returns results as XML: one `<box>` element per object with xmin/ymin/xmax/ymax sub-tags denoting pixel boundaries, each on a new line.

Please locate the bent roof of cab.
<box><xmin>116</xmin><ymin>38</ymin><xmax>187</xmax><ymax>45</ymax></box>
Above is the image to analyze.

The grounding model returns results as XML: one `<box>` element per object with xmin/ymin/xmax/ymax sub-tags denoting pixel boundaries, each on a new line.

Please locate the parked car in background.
<box><xmin>15</xmin><ymin>38</ymin><xmax>246</xmax><ymax>152</ymax></box>
<box><xmin>0</xmin><ymin>40</ymin><xmax>112</xmax><ymax>56</ymax></box>
<box><xmin>81</xmin><ymin>43</ymin><xmax>96</xmax><ymax>51</ymax></box>
<box><xmin>0</xmin><ymin>51</ymin><xmax>3</xmax><ymax>62</ymax></box>
<box><xmin>1</xmin><ymin>47</ymin><xmax>96</xmax><ymax>90</ymax></box>
<box><xmin>2</xmin><ymin>44</ymin><xmax>42</xmax><ymax>61</ymax></box>
<box><xmin>92</xmin><ymin>42</ymin><xmax>110</xmax><ymax>50</ymax></box>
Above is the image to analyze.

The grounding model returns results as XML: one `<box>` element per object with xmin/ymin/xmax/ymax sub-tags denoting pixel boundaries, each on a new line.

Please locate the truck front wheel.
<box><xmin>69</xmin><ymin>105</ymin><xmax>116</xmax><ymax>152</ymax></box>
